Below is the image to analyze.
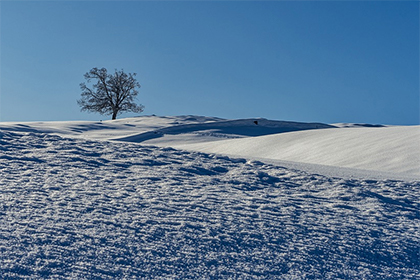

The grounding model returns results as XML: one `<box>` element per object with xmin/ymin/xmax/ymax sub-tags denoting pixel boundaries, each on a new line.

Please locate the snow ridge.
<box><xmin>1</xmin><ymin>131</ymin><xmax>419</xmax><ymax>279</ymax></box>
<box><xmin>115</xmin><ymin>118</ymin><xmax>334</xmax><ymax>143</ymax></box>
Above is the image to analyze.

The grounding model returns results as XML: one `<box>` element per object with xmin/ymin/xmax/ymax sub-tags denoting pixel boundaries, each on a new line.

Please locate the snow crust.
<box><xmin>0</xmin><ymin>115</ymin><xmax>419</xmax><ymax>278</ymax></box>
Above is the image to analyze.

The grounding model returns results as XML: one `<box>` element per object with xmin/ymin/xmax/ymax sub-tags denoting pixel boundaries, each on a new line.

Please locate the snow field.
<box><xmin>169</xmin><ymin>125</ymin><xmax>420</xmax><ymax>176</ymax></box>
<box><xmin>1</xmin><ymin>131</ymin><xmax>419</xmax><ymax>279</ymax></box>
<box><xmin>2</xmin><ymin>115</ymin><xmax>418</xmax><ymax>177</ymax></box>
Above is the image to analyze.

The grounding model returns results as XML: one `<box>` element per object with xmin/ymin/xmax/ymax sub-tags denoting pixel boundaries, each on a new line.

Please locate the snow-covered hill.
<box><xmin>3</xmin><ymin>115</ymin><xmax>417</xmax><ymax>178</ymax></box>
<box><xmin>0</xmin><ymin>116</ymin><xmax>419</xmax><ymax>279</ymax></box>
<box><xmin>170</xmin><ymin>125</ymin><xmax>420</xmax><ymax>177</ymax></box>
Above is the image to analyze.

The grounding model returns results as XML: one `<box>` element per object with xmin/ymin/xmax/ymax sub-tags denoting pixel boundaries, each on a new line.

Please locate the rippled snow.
<box><xmin>0</xmin><ymin>131</ymin><xmax>419</xmax><ymax>279</ymax></box>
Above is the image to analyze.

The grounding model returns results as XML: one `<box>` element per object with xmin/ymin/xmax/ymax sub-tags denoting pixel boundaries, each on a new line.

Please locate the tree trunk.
<box><xmin>112</xmin><ymin>111</ymin><xmax>118</xmax><ymax>120</ymax></box>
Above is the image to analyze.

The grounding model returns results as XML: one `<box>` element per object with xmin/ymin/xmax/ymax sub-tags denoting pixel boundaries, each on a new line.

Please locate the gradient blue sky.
<box><xmin>1</xmin><ymin>1</ymin><xmax>419</xmax><ymax>125</ymax></box>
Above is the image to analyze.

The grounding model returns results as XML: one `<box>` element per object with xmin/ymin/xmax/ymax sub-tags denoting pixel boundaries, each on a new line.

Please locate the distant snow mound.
<box><xmin>115</xmin><ymin>118</ymin><xmax>334</xmax><ymax>143</ymax></box>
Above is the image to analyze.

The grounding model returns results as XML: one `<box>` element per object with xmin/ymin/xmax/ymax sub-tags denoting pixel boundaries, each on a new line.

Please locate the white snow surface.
<box><xmin>171</xmin><ymin>126</ymin><xmax>420</xmax><ymax>178</ymax></box>
<box><xmin>0</xmin><ymin>115</ymin><xmax>419</xmax><ymax>279</ymax></box>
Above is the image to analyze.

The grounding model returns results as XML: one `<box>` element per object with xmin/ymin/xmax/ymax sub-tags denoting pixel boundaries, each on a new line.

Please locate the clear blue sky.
<box><xmin>1</xmin><ymin>1</ymin><xmax>418</xmax><ymax>125</ymax></box>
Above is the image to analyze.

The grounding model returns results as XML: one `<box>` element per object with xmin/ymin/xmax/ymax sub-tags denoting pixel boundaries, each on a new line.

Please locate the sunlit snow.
<box><xmin>0</xmin><ymin>115</ymin><xmax>419</xmax><ymax>279</ymax></box>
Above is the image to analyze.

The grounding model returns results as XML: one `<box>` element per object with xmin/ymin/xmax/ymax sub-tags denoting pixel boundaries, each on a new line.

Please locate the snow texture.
<box><xmin>1</xmin><ymin>127</ymin><xmax>419</xmax><ymax>279</ymax></box>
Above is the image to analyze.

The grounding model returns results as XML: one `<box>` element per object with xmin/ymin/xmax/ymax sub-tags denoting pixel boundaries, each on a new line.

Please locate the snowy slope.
<box><xmin>0</xmin><ymin>115</ymin><xmax>225</xmax><ymax>140</ymax></box>
<box><xmin>1</xmin><ymin>130</ymin><xmax>419</xmax><ymax>279</ymax></box>
<box><xmin>1</xmin><ymin>116</ymin><xmax>419</xmax><ymax>279</ymax></box>
<box><xmin>171</xmin><ymin>125</ymin><xmax>420</xmax><ymax>176</ymax></box>
<box><xmin>0</xmin><ymin>115</ymin><xmax>417</xmax><ymax>178</ymax></box>
<box><xmin>116</xmin><ymin>117</ymin><xmax>334</xmax><ymax>146</ymax></box>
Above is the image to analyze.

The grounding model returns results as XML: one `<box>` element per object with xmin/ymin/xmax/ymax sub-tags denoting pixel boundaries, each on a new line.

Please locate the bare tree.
<box><xmin>78</xmin><ymin>67</ymin><xmax>144</xmax><ymax>120</ymax></box>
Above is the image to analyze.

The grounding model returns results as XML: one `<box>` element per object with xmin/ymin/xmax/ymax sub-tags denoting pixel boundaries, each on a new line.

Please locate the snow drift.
<box><xmin>172</xmin><ymin>125</ymin><xmax>420</xmax><ymax>176</ymax></box>
<box><xmin>0</xmin><ymin>115</ymin><xmax>419</xmax><ymax>279</ymax></box>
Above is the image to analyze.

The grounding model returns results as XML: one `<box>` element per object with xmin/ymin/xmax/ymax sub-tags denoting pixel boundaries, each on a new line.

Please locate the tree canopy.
<box><xmin>78</xmin><ymin>68</ymin><xmax>144</xmax><ymax>120</ymax></box>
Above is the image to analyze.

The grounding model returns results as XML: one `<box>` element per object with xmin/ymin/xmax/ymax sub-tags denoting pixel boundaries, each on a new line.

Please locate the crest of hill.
<box><xmin>115</xmin><ymin>117</ymin><xmax>334</xmax><ymax>143</ymax></box>
<box><xmin>0</xmin><ymin>115</ymin><xmax>226</xmax><ymax>140</ymax></box>
<box><xmin>0</xmin><ymin>115</ymin><xmax>333</xmax><ymax>141</ymax></box>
